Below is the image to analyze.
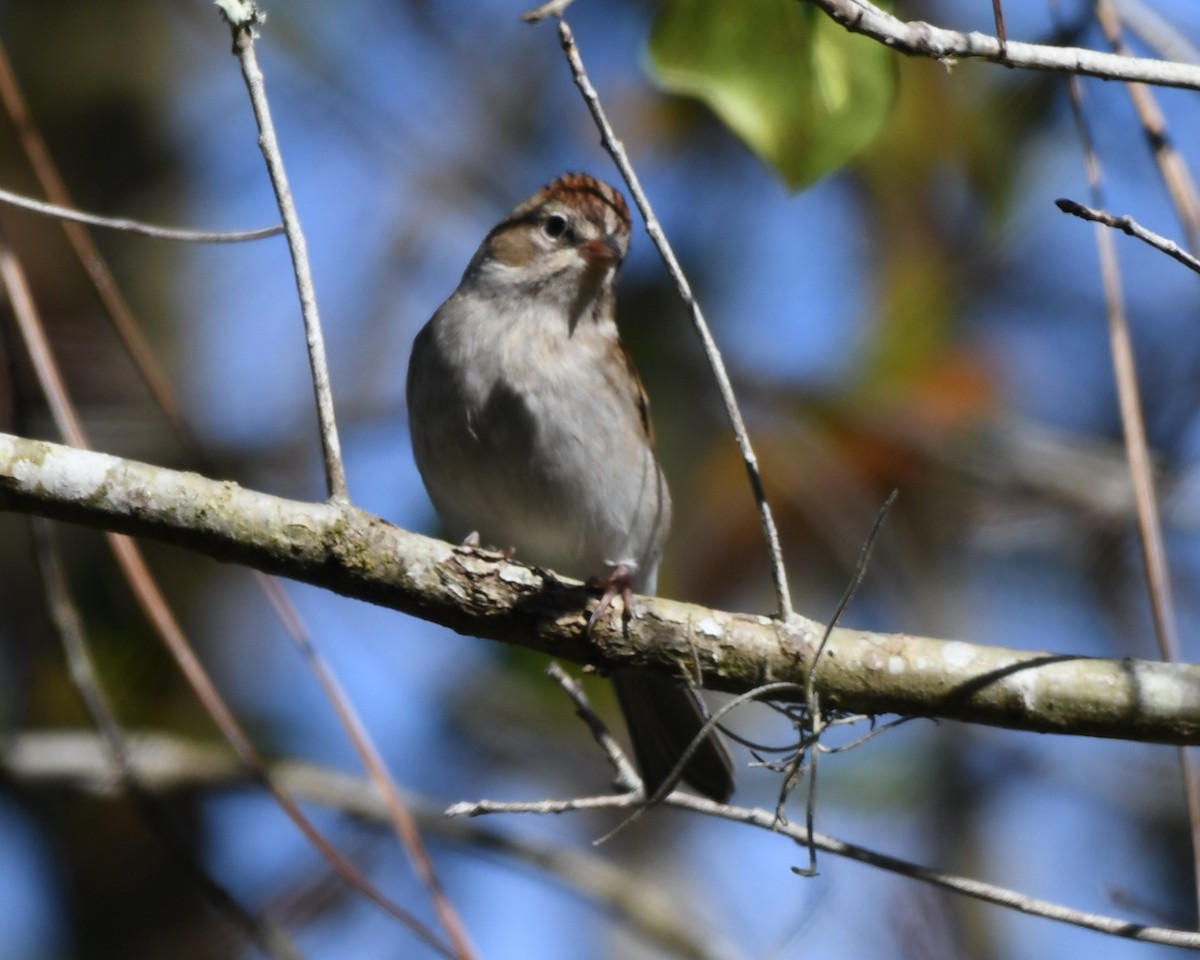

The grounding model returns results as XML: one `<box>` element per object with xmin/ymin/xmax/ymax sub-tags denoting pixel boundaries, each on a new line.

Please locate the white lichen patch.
<box><xmin>1136</xmin><ymin>667</ymin><xmax>1184</xmax><ymax>713</ymax></box>
<box><xmin>454</xmin><ymin>554</ymin><xmax>493</xmax><ymax>576</ymax></box>
<box><xmin>15</xmin><ymin>447</ymin><xmax>120</xmax><ymax>501</ymax></box>
<box><xmin>697</xmin><ymin>617</ymin><xmax>724</xmax><ymax>638</ymax></box>
<box><xmin>887</xmin><ymin>655</ymin><xmax>906</xmax><ymax>675</ymax></box>
<box><xmin>404</xmin><ymin>559</ymin><xmax>431</xmax><ymax>581</ymax></box>
<box><xmin>942</xmin><ymin>640</ymin><xmax>976</xmax><ymax>668</ymax></box>
<box><xmin>498</xmin><ymin>564</ymin><xmax>539</xmax><ymax>586</ymax></box>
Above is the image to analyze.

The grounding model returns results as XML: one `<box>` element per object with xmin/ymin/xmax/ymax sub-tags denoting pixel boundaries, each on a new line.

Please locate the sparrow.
<box><xmin>406</xmin><ymin>173</ymin><xmax>734</xmax><ymax>802</ymax></box>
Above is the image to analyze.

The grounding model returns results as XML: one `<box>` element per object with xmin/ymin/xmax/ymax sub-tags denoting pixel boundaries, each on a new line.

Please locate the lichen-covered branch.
<box><xmin>2</xmin><ymin>431</ymin><xmax>1198</xmax><ymax>743</ymax></box>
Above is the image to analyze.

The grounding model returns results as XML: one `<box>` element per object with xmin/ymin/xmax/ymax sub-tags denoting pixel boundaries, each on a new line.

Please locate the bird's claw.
<box><xmin>587</xmin><ymin>563</ymin><xmax>635</xmax><ymax>632</ymax></box>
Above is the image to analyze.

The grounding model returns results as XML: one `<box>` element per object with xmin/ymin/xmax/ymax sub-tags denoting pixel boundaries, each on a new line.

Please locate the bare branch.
<box><xmin>0</xmin><ymin>183</ymin><xmax>283</xmax><ymax>242</ymax></box>
<box><xmin>810</xmin><ymin>0</ymin><xmax>1200</xmax><ymax>90</ymax></box>
<box><xmin>545</xmin><ymin>662</ymin><xmax>641</xmax><ymax>792</ymax></box>
<box><xmin>3</xmin><ymin>432</ymin><xmax>1199</xmax><ymax>745</ymax></box>
<box><xmin>451</xmin><ymin>782</ymin><xmax>1200</xmax><ymax>950</ymax></box>
<box><xmin>669</xmin><ymin>793</ymin><xmax>1200</xmax><ymax>952</ymax></box>
<box><xmin>1057</xmin><ymin>199</ymin><xmax>1200</xmax><ymax>274</ymax></box>
<box><xmin>223</xmin><ymin>10</ymin><xmax>349</xmax><ymax>502</ymax></box>
<box><xmin>17</xmin><ymin>727</ymin><xmax>1197</xmax><ymax>952</ymax></box>
<box><xmin>1094</xmin><ymin>1</ymin><xmax>1200</xmax><ymax>250</ymax></box>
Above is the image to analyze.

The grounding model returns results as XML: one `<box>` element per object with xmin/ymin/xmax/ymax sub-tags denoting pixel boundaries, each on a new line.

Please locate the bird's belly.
<box><xmin>417</xmin><ymin>384</ymin><xmax>662</xmax><ymax>582</ymax></box>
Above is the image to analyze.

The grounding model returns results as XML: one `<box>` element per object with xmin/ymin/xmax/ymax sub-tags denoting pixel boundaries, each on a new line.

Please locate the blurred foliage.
<box><xmin>665</xmin><ymin>49</ymin><xmax>1064</xmax><ymax>617</ymax></box>
<box><xmin>648</xmin><ymin>0</ymin><xmax>895</xmax><ymax>190</ymax></box>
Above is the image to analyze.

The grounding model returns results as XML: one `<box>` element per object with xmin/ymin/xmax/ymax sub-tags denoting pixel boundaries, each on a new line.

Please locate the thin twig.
<box><xmin>991</xmin><ymin>0</ymin><xmax>1008</xmax><ymax>59</ymax></box>
<box><xmin>808</xmin><ymin>0</ymin><xmax>1200</xmax><ymax>90</ymax></box>
<box><xmin>520</xmin><ymin>0</ymin><xmax>574</xmax><ymax>22</ymax></box>
<box><xmin>545</xmin><ymin>662</ymin><xmax>641</xmax><ymax>792</ymax></box>
<box><xmin>30</xmin><ymin>520</ymin><xmax>307</xmax><ymax>960</ymax></box>
<box><xmin>223</xmin><ymin>9</ymin><xmax>348</xmax><ymax>502</ymax></box>
<box><xmin>542</xmin><ymin>663</ymin><xmax>647</xmax><ymax>845</ymax></box>
<box><xmin>542</xmin><ymin>14</ymin><xmax>794</xmax><ymax>621</ymax></box>
<box><xmin>449</xmin><ymin>780</ymin><xmax>1200</xmax><ymax>950</ymax></box>
<box><xmin>0</xmin><ymin>183</ymin><xmax>283</xmax><ymax>242</ymax></box>
<box><xmin>794</xmin><ymin>490</ymin><xmax>897</xmax><ymax>876</ymax></box>
<box><xmin>1065</xmin><ymin>76</ymin><xmax>1180</xmax><ymax>681</ymax></box>
<box><xmin>1064</xmin><ymin>70</ymin><xmax>1200</xmax><ymax>919</ymax></box>
<box><xmin>1110</xmin><ymin>0</ymin><xmax>1200</xmax><ymax>69</ymax></box>
<box><xmin>808</xmin><ymin>490</ymin><xmax>898</xmax><ymax>676</ymax></box>
<box><xmin>11</xmin><ymin>726</ymin><xmax>1199</xmax><ymax>951</ymax></box>
<box><xmin>1056</xmin><ymin>200</ymin><xmax>1200</xmax><ymax>274</ymax></box>
<box><xmin>1095</xmin><ymin>0</ymin><xmax>1200</xmax><ymax>251</ymax></box>
<box><xmin>220</xmin><ymin>13</ymin><xmax>474</xmax><ymax>944</ymax></box>
<box><xmin>0</xmin><ymin>237</ymin><xmax>456</xmax><ymax>959</ymax></box>
<box><xmin>0</xmin><ymin>35</ymin><xmax>199</xmax><ymax>444</ymax></box>
<box><xmin>547</xmin><ymin>676</ymin><xmax>802</xmax><ymax>847</ymax></box>
<box><xmin>449</xmin><ymin>794</ymin><xmax>637</xmax><ymax>818</ymax></box>
<box><xmin>671</xmin><ymin>793</ymin><xmax>1200</xmax><ymax>951</ymax></box>
<box><xmin>286</xmin><ymin>617</ymin><xmax>479</xmax><ymax>960</ymax></box>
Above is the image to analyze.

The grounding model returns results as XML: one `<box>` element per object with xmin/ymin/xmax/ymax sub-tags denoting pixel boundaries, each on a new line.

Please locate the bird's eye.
<box><xmin>542</xmin><ymin>214</ymin><xmax>569</xmax><ymax>240</ymax></box>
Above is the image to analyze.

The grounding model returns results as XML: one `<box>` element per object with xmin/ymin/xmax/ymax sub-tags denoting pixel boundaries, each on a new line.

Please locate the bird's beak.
<box><xmin>579</xmin><ymin>236</ymin><xmax>622</xmax><ymax>269</ymax></box>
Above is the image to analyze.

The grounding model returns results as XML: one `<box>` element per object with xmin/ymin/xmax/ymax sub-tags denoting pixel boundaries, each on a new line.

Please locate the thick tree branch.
<box><xmin>3</xmin><ymin>431</ymin><xmax>1199</xmax><ymax>743</ymax></box>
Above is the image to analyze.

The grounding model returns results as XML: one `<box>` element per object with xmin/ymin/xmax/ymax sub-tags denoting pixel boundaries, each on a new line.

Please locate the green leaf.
<box><xmin>648</xmin><ymin>0</ymin><xmax>895</xmax><ymax>190</ymax></box>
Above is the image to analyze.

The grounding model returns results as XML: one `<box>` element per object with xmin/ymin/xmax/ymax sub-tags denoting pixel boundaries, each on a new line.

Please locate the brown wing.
<box><xmin>615</xmin><ymin>339</ymin><xmax>654</xmax><ymax>446</ymax></box>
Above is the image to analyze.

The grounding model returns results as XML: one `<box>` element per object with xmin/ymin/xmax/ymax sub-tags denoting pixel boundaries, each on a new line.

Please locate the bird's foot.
<box><xmin>587</xmin><ymin>562</ymin><xmax>636</xmax><ymax>632</ymax></box>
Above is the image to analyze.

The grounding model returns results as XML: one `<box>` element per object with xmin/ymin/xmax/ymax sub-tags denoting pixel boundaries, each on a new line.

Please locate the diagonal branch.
<box><xmin>541</xmin><ymin>13</ymin><xmax>794</xmax><ymax>621</ymax></box>
<box><xmin>1057</xmin><ymin>199</ymin><xmax>1200</xmax><ymax>274</ymax></box>
<box><xmin>2</xmin><ymin>432</ymin><xmax>1199</xmax><ymax>745</ymax></box>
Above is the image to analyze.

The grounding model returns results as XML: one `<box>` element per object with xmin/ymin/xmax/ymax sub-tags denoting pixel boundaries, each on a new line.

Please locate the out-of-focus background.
<box><xmin>2</xmin><ymin>0</ymin><xmax>1200</xmax><ymax>957</ymax></box>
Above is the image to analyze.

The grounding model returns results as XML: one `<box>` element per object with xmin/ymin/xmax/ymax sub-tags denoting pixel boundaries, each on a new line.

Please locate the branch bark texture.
<box><xmin>3</xmin><ymin>432</ymin><xmax>1198</xmax><ymax>744</ymax></box>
